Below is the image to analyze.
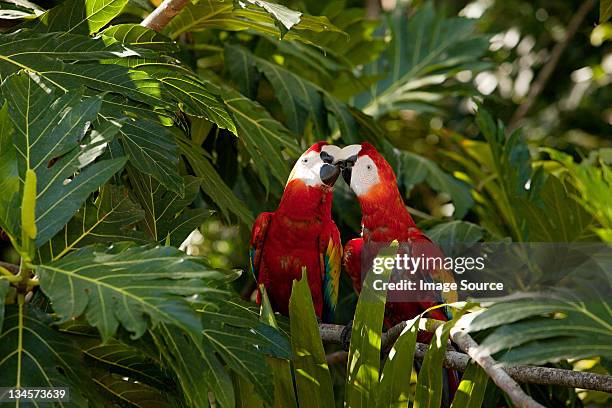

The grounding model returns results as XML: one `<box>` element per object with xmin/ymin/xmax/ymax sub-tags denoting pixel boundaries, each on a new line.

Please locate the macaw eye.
<box><xmin>367</xmin><ymin>165</ymin><xmax>372</xmax><ymax>170</ymax></box>
<box><xmin>303</xmin><ymin>158</ymin><xmax>308</xmax><ymax>163</ymax></box>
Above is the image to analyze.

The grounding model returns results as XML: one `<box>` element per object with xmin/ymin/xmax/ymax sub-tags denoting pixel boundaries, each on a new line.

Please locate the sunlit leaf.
<box><xmin>377</xmin><ymin>317</ymin><xmax>419</xmax><ymax>407</ymax></box>
<box><xmin>449</xmin><ymin>362</ymin><xmax>488</xmax><ymax>408</ymax></box>
<box><xmin>288</xmin><ymin>271</ymin><xmax>335</xmax><ymax>408</ymax></box>
<box><xmin>26</xmin><ymin>0</ymin><xmax>128</xmax><ymax>34</ymax></box>
<box><xmin>1</xmin><ymin>72</ymin><xmax>127</xmax><ymax>247</ymax></box>
<box><xmin>37</xmin><ymin>244</ymin><xmax>236</xmax><ymax>341</ymax></box>
<box><xmin>345</xmin><ymin>243</ymin><xmax>397</xmax><ymax>408</ymax></box>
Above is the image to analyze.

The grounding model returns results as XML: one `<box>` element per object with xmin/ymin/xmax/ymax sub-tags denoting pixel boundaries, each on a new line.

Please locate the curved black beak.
<box><xmin>320</xmin><ymin>163</ymin><xmax>340</xmax><ymax>187</ymax></box>
<box><xmin>338</xmin><ymin>155</ymin><xmax>358</xmax><ymax>186</ymax></box>
<box><xmin>341</xmin><ymin>166</ymin><xmax>352</xmax><ymax>185</ymax></box>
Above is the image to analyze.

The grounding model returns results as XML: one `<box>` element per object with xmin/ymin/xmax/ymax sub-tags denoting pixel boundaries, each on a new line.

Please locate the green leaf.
<box><xmin>601</xmin><ymin>0</ymin><xmax>612</xmax><ymax>23</ymax></box>
<box><xmin>26</xmin><ymin>0</ymin><xmax>128</xmax><ymax>34</ymax></box>
<box><xmin>0</xmin><ymin>303</ymin><xmax>98</xmax><ymax>406</ymax></box>
<box><xmin>0</xmin><ymin>29</ymin><xmax>158</xmax><ymax>61</ymax></box>
<box><xmin>120</xmin><ymin>118</ymin><xmax>184</xmax><ymax>193</ymax></box>
<box><xmin>225</xmin><ymin>42</ymin><xmax>260</xmax><ymax>98</ymax></box>
<box><xmin>133</xmin><ymin>63</ymin><xmax>236</xmax><ymax>133</ymax></box>
<box><xmin>355</xmin><ymin>1</ymin><xmax>489</xmax><ymax>117</ymax></box>
<box><xmin>77</xmin><ymin>337</ymin><xmax>172</xmax><ymax>390</ymax></box>
<box><xmin>377</xmin><ymin>317</ymin><xmax>420</xmax><ymax>408</ymax></box>
<box><xmin>0</xmin><ymin>55</ymin><xmax>233</xmax><ymax>133</ymax></box>
<box><xmin>37</xmin><ymin>243</ymin><xmax>236</xmax><ymax>341</ymax></box>
<box><xmin>259</xmin><ymin>286</ymin><xmax>298</xmax><ymax>408</ymax></box>
<box><xmin>545</xmin><ymin>148</ymin><xmax>612</xmax><ymax>240</ymax></box>
<box><xmin>225</xmin><ymin>45</ymin><xmax>364</xmax><ymax>143</ymax></box>
<box><xmin>92</xmin><ymin>371</ymin><xmax>175</xmax><ymax>408</ymax></box>
<box><xmin>200</xmin><ymin>295</ymin><xmax>291</xmax><ymax>405</ymax></box>
<box><xmin>469</xmin><ymin>296</ymin><xmax>612</xmax><ymax>365</ymax></box>
<box><xmin>101</xmin><ymin>24</ymin><xmax>180</xmax><ymax>52</ymax></box>
<box><xmin>0</xmin><ymin>279</ymin><xmax>8</xmax><ymax>332</ymax></box>
<box><xmin>383</xmin><ymin>142</ymin><xmax>474</xmax><ymax>219</ymax></box>
<box><xmin>0</xmin><ymin>101</ymin><xmax>19</xmax><ymax>242</ymax></box>
<box><xmin>288</xmin><ymin>270</ymin><xmax>335</xmax><ymax>408</ymax></box>
<box><xmin>425</xmin><ymin>221</ymin><xmax>484</xmax><ymax>256</ymax></box>
<box><xmin>1</xmin><ymin>72</ymin><xmax>127</xmax><ymax>247</ymax></box>
<box><xmin>166</xmin><ymin>0</ymin><xmax>341</xmax><ymax>42</ymax></box>
<box><xmin>178</xmin><ymin>136</ymin><xmax>254</xmax><ymax>225</ymax></box>
<box><xmin>39</xmin><ymin>184</ymin><xmax>148</xmax><ymax>261</ymax></box>
<box><xmin>221</xmin><ymin>85</ymin><xmax>300</xmax><ymax>191</ymax></box>
<box><xmin>128</xmin><ymin>171</ymin><xmax>212</xmax><ymax>246</ymax></box>
<box><xmin>414</xmin><ymin>308</ymin><xmax>467</xmax><ymax>408</ymax></box>
<box><xmin>227</xmin><ymin>45</ymin><xmax>327</xmax><ymax>136</ymax></box>
<box><xmin>150</xmin><ymin>324</ymin><xmax>236</xmax><ymax>408</ymax></box>
<box><xmin>236</xmin><ymin>0</ymin><xmax>302</xmax><ymax>37</ymax></box>
<box><xmin>449</xmin><ymin>362</ymin><xmax>488</xmax><ymax>408</ymax></box>
<box><xmin>346</xmin><ymin>243</ymin><xmax>398</xmax><ymax>408</ymax></box>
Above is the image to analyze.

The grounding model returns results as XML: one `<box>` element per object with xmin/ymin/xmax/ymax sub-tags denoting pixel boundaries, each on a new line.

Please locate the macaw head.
<box><xmin>337</xmin><ymin>142</ymin><xmax>397</xmax><ymax>198</ymax></box>
<box><xmin>286</xmin><ymin>142</ymin><xmax>341</xmax><ymax>189</ymax></box>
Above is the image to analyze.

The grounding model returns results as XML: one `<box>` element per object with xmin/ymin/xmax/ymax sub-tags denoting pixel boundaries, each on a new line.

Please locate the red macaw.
<box><xmin>249</xmin><ymin>142</ymin><xmax>342</xmax><ymax>322</ymax></box>
<box><xmin>338</xmin><ymin>142</ymin><xmax>459</xmax><ymax>400</ymax></box>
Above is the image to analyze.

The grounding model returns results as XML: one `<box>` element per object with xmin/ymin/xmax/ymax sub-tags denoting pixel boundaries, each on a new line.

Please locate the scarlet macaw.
<box><xmin>249</xmin><ymin>142</ymin><xmax>342</xmax><ymax>322</ymax></box>
<box><xmin>338</xmin><ymin>142</ymin><xmax>459</xmax><ymax>400</ymax></box>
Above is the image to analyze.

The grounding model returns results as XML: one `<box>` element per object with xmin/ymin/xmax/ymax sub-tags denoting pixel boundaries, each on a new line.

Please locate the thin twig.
<box><xmin>509</xmin><ymin>0</ymin><xmax>597</xmax><ymax>129</ymax></box>
<box><xmin>319</xmin><ymin>322</ymin><xmax>612</xmax><ymax>394</ymax></box>
<box><xmin>141</xmin><ymin>0</ymin><xmax>191</xmax><ymax>32</ymax></box>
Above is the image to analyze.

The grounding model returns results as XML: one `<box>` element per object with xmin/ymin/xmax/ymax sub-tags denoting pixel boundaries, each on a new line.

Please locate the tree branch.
<box><xmin>141</xmin><ymin>0</ymin><xmax>191</xmax><ymax>32</ymax></box>
<box><xmin>319</xmin><ymin>322</ymin><xmax>612</xmax><ymax>395</ymax></box>
<box><xmin>509</xmin><ymin>0</ymin><xmax>597</xmax><ymax>129</ymax></box>
<box><xmin>450</xmin><ymin>328</ymin><xmax>544</xmax><ymax>408</ymax></box>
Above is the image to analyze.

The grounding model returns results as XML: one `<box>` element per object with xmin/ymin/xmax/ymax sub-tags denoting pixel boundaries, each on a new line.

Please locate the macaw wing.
<box><xmin>249</xmin><ymin>212</ymin><xmax>273</xmax><ymax>281</ymax></box>
<box><xmin>408</xmin><ymin>228</ymin><xmax>457</xmax><ymax>320</ymax></box>
<box><xmin>320</xmin><ymin>222</ymin><xmax>342</xmax><ymax>323</ymax></box>
<box><xmin>343</xmin><ymin>238</ymin><xmax>364</xmax><ymax>294</ymax></box>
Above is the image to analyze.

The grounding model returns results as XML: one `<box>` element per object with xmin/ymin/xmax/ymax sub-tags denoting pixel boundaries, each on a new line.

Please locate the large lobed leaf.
<box><xmin>0</xmin><ymin>72</ymin><xmax>127</xmax><ymax>247</ymax></box>
<box><xmin>37</xmin><ymin>243</ymin><xmax>238</xmax><ymax>341</ymax></box>
<box><xmin>382</xmin><ymin>141</ymin><xmax>474</xmax><ymax>219</ymax></box>
<box><xmin>165</xmin><ymin>0</ymin><xmax>341</xmax><ymax>42</ymax></box>
<box><xmin>355</xmin><ymin>1</ymin><xmax>489</xmax><ymax>117</ymax></box>
<box><xmin>221</xmin><ymin>84</ymin><xmax>300</xmax><ymax>191</ymax></box>
<box><xmin>128</xmin><ymin>171</ymin><xmax>212</xmax><ymax>246</ymax></box>
<box><xmin>471</xmin><ymin>108</ymin><xmax>595</xmax><ymax>241</ymax></box>
<box><xmin>178</xmin><ymin>136</ymin><xmax>254</xmax><ymax>225</ymax></box>
<box><xmin>0</xmin><ymin>304</ymin><xmax>100</xmax><ymax>406</ymax></box>
<box><xmin>38</xmin><ymin>184</ymin><xmax>148</xmax><ymax>262</ymax></box>
<box><xmin>288</xmin><ymin>271</ymin><xmax>335</xmax><ymax>408</ymax></box>
<box><xmin>469</xmin><ymin>295</ymin><xmax>612</xmax><ymax>365</ymax></box>
<box><xmin>24</xmin><ymin>0</ymin><xmax>128</xmax><ymax>35</ymax></box>
<box><xmin>199</xmin><ymin>295</ymin><xmax>292</xmax><ymax>405</ymax></box>
<box><xmin>225</xmin><ymin>44</ymin><xmax>367</xmax><ymax>144</ymax></box>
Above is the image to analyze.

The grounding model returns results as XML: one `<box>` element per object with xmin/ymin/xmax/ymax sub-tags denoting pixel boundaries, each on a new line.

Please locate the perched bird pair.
<box><xmin>249</xmin><ymin>141</ymin><xmax>455</xmax><ymax>325</ymax></box>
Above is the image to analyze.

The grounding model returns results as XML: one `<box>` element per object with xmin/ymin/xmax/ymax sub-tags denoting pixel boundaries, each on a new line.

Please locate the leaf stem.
<box><xmin>0</xmin><ymin>264</ymin><xmax>20</xmax><ymax>283</ymax></box>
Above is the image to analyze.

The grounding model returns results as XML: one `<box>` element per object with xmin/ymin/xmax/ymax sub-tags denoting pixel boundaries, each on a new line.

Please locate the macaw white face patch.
<box><xmin>287</xmin><ymin>144</ymin><xmax>342</xmax><ymax>187</ymax></box>
<box><xmin>287</xmin><ymin>150</ymin><xmax>324</xmax><ymax>186</ymax></box>
<box><xmin>350</xmin><ymin>155</ymin><xmax>380</xmax><ymax>196</ymax></box>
